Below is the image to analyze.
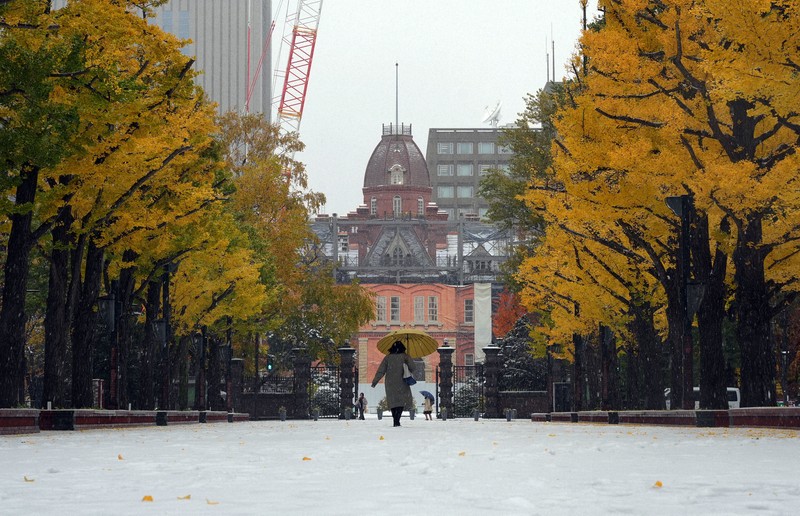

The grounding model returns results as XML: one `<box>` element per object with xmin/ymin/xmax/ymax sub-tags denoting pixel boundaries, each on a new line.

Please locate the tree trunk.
<box><xmin>0</xmin><ymin>166</ymin><xmax>39</xmax><ymax>407</ymax></box>
<box><xmin>692</xmin><ymin>212</ymin><xmax>728</xmax><ymax>409</ymax></box>
<box><xmin>630</xmin><ymin>301</ymin><xmax>664</xmax><ymax>410</ymax></box>
<box><xmin>42</xmin><ymin>206</ymin><xmax>74</xmax><ymax>408</ymax></box>
<box><xmin>665</xmin><ymin>270</ymin><xmax>686</xmax><ymax>410</ymax></box>
<box><xmin>734</xmin><ymin>216</ymin><xmax>774</xmax><ymax>406</ymax></box>
<box><xmin>599</xmin><ymin>324</ymin><xmax>619</xmax><ymax>410</ymax></box>
<box><xmin>623</xmin><ymin>343</ymin><xmax>640</xmax><ymax>409</ymax></box>
<box><xmin>71</xmin><ymin>241</ymin><xmax>104</xmax><ymax>408</ymax></box>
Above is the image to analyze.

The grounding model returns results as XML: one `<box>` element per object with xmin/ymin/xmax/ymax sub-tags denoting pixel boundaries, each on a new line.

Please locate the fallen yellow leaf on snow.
<box><xmin>177</xmin><ymin>495</ymin><xmax>191</xmax><ymax>500</ymax></box>
<box><xmin>24</xmin><ymin>476</ymin><xmax>34</xmax><ymax>482</ymax></box>
<box><xmin>118</xmin><ymin>454</ymin><xmax>124</xmax><ymax>460</ymax></box>
<box><xmin>302</xmin><ymin>456</ymin><xmax>312</xmax><ymax>461</ymax></box>
<box><xmin>142</xmin><ymin>495</ymin><xmax>153</xmax><ymax>502</ymax></box>
<box><xmin>206</xmin><ymin>499</ymin><xmax>219</xmax><ymax>505</ymax></box>
<box><xmin>458</xmin><ymin>451</ymin><xmax>466</xmax><ymax>456</ymax></box>
<box><xmin>379</xmin><ymin>436</ymin><xmax>385</xmax><ymax>440</ymax></box>
<box><xmin>653</xmin><ymin>481</ymin><xmax>663</xmax><ymax>488</ymax></box>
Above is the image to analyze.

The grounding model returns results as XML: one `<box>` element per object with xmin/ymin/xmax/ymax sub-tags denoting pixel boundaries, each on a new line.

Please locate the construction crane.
<box><xmin>273</xmin><ymin>0</ymin><xmax>324</xmax><ymax>140</ymax></box>
<box><xmin>244</xmin><ymin>0</ymin><xmax>323</xmax><ymax>143</ymax></box>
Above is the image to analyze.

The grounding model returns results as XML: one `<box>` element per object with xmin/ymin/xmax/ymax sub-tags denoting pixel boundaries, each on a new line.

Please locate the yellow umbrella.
<box><xmin>377</xmin><ymin>329</ymin><xmax>439</xmax><ymax>359</ymax></box>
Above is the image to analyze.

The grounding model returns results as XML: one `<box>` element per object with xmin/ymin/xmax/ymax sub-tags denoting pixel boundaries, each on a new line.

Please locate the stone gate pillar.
<box><xmin>483</xmin><ymin>346</ymin><xmax>501</xmax><ymax>418</ymax></box>
<box><xmin>292</xmin><ymin>348</ymin><xmax>311</xmax><ymax>419</ymax></box>
<box><xmin>438</xmin><ymin>344</ymin><xmax>455</xmax><ymax>418</ymax></box>
<box><xmin>338</xmin><ymin>346</ymin><xmax>356</xmax><ymax>419</ymax></box>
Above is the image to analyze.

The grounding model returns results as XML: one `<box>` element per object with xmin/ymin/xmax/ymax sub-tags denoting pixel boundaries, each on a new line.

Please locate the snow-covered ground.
<box><xmin>2</xmin><ymin>416</ymin><xmax>799</xmax><ymax>515</ymax></box>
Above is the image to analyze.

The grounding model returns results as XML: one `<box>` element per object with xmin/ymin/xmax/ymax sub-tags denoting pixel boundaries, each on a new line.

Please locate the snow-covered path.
<box><xmin>2</xmin><ymin>417</ymin><xmax>799</xmax><ymax>515</ymax></box>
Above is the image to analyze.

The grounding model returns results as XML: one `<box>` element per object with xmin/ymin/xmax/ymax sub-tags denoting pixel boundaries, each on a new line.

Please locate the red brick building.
<box><xmin>311</xmin><ymin>123</ymin><xmax>509</xmax><ymax>396</ymax></box>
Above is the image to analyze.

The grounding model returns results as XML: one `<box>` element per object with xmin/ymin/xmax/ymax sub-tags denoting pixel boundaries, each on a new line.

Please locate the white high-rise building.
<box><xmin>149</xmin><ymin>0</ymin><xmax>273</xmax><ymax>118</ymax></box>
<box><xmin>50</xmin><ymin>0</ymin><xmax>272</xmax><ymax>117</ymax></box>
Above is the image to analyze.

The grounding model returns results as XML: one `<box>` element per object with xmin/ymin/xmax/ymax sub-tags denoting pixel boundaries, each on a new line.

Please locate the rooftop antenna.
<box><xmin>545</xmin><ymin>36</ymin><xmax>550</xmax><ymax>82</ymax></box>
<box><xmin>551</xmin><ymin>24</ymin><xmax>555</xmax><ymax>82</ymax></box>
<box><xmin>395</xmin><ymin>62</ymin><xmax>399</xmax><ymax>134</ymax></box>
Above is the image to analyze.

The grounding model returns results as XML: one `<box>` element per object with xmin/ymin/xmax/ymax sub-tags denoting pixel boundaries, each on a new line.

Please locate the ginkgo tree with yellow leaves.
<box><xmin>0</xmin><ymin>1</ymin><xmax>373</xmax><ymax>410</ymax></box>
<box><xmin>514</xmin><ymin>0</ymin><xmax>800</xmax><ymax>409</ymax></box>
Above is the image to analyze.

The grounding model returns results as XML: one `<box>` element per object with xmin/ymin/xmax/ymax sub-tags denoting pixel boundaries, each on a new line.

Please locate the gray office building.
<box><xmin>425</xmin><ymin>128</ymin><xmax>513</xmax><ymax>220</ymax></box>
<box><xmin>150</xmin><ymin>0</ymin><xmax>273</xmax><ymax>117</ymax></box>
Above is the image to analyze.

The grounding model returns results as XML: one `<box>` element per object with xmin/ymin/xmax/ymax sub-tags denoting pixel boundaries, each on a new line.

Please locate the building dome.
<box><xmin>363</xmin><ymin>124</ymin><xmax>430</xmax><ymax>188</ymax></box>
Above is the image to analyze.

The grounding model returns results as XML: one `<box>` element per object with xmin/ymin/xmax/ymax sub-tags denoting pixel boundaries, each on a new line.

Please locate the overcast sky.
<box><xmin>280</xmin><ymin>0</ymin><xmax>601</xmax><ymax>216</ymax></box>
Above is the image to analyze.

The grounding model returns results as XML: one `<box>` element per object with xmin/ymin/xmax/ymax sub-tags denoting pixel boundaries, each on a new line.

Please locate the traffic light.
<box><xmin>267</xmin><ymin>354</ymin><xmax>275</xmax><ymax>373</ymax></box>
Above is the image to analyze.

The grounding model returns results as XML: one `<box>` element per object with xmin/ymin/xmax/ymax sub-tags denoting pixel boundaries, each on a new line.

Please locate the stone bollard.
<box><xmin>279</xmin><ymin>407</ymin><xmax>287</xmax><ymax>422</ymax></box>
<box><xmin>473</xmin><ymin>409</ymin><xmax>480</xmax><ymax>421</ymax></box>
<box><xmin>409</xmin><ymin>408</ymin><xmax>415</xmax><ymax>420</ymax></box>
<box><xmin>312</xmin><ymin>408</ymin><xmax>320</xmax><ymax>421</ymax></box>
<box><xmin>344</xmin><ymin>407</ymin><xmax>352</xmax><ymax>420</ymax></box>
<box><xmin>440</xmin><ymin>407</ymin><xmax>448</xmax><ymax>421</ymax></box>
<box><xmin>505</xmin><ymin>409</ymin><xmax>512</xmax><ymax>422</ymax></box>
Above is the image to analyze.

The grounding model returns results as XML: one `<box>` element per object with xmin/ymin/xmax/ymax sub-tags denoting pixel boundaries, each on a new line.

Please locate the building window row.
<box><xmin>375</xmin><ymin>295</ymin><xmax>439</xmax><ymax>324</ymax></box>
<box><xmin>437</xmin><ymin>141</ymin><xmax>499</xmax><ymax>155</ymax></box>
<box><xmin>438</xmin><ymin>163</ymin><xmax>477</xmax><ymax>177</ymax></box>
<box><xmin>437</xmin><ymin>185</ymin><xmax>474</xmax><ymax>198</ymax></box>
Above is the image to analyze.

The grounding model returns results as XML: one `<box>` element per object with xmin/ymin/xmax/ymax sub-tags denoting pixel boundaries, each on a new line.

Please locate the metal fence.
<box><xmin>309</xmin><ymin>365</ymin><xmax>341</xmax><ymax>418</ymax></box>
<box><xmin>243</xmin><ymin>374</ymin><xmax>294</xmax><ymax>394</ymax></box>
<box><xmin>449</xmin><ymin>364</ymin><xmax>485</xmax><ymax>418</ymax></box>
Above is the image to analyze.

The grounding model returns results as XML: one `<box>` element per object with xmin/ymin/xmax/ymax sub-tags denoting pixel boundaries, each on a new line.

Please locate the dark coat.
<box><xmin>372</xmin><ymin>352</ymin><xmax>414</xmax><ymax>410</ymax></box>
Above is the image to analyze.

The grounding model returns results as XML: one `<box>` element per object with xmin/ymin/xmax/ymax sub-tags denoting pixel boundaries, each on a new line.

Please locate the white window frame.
<box><xmin>376</xmin><ymin>296</ymin><xmax>387</xmax><ymax>322</ymax></box>
<box><xmin>464</xmin><ymin>299</ymin><xmax>474</xmax><ymax>323</ymax></box>
<box><xmin>428</xmin><ymin>296</ymin><xmax>438</xmax><ymax>322</ymax></box>
<box><xmin>465</xmin><ymin>353</ymin><xmax>475</xmax><ymax>366</ymax></box>
<box><xmin>370</xmin><ymin>197</ymin><xmax>377</xmax><ymax>215</ymax></box>
<box><xmin>437</xmin><ymin>142</ymin><xmax>453</xmax><ymax>154</ymax></box>
<box><xmin>456</xmin><ymin>142</ymin><xmax>474</xmax><ymax>154</ymax></box>
<box><xmin>437</xmin><ymin>186</ymin><xmax>455</xmax><ymax>198</ymax></box>
<box><xmin>414</xmin><ymin>296</ymin><xmax>425</xmax><ymax>323</ymax></box>
<box><xmin>393</xmin><ymin>196</ymin><xmax>402</xmax><ymax>216</ymax></box>
<box><xmin>457</xmin><ymin>163</ymin><xmax>474</xmax><ymax>176</ymax></box>
<box><xmin>417</xmin><ymin>197</ymin><xmax>424</xmax><ymax>216</ymax></box>
<box><xmin>478</xmin><ymin>142</ymin><xmax>495</xmax><ymax>154</ymax></box>
<box><xmin>390</xmin><ymin>296</ymin><xmax>401</xmax><ymax>322</ymax></box>
<box><xmin>457</xmin><ymin>185</ymin><xmax>474</xmax><ymax>198</ymax></box>
<box><xmin>437</xmin><ymin>164</ymin><xmax>454</xmax><ymax>176</ymax></box>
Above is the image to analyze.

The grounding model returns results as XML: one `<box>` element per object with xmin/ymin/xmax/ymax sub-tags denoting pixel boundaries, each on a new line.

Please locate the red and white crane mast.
<box><xmin>274</xmin><ymin>0</ymin><xmax>323</xmax><ymax>138</ymax></box>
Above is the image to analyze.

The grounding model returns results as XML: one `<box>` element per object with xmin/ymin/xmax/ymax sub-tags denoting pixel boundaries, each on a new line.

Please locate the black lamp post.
<box><xmin>154</xmin><ymin>319</ymin><xmax>167</xmax><ymax>409</ymax></box>
<box><xmin>98</xmin><ymin>291</ymin><xmax>117</xmax><ymax>409</ymax></box>
<box><xmin>160</xmin><ymin>262</ymin><xmax>178</xmax><ymax>410</ymax></box>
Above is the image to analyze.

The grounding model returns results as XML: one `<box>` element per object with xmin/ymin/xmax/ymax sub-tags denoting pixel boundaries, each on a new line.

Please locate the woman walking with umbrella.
<box><xmin>371</xmin><ymin>341</ymin><xmax>415</xmax><ymax>427</ymax></box>
<box><xmin>420</xmin><ymin>391</ymin><xmax>435</xmax><ymax>420</ymax></box>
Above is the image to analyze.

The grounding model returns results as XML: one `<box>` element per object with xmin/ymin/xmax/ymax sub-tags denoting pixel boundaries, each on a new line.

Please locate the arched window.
<box><xmin>393</xmin><ymin>196</ymin><xmax>402</xmax><ymax>216</ymax></box>
<box><xmin>389</xmin><ymin>164</ymin><xmax>404</xmax><ymax>185</ymax></box>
